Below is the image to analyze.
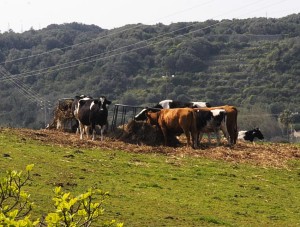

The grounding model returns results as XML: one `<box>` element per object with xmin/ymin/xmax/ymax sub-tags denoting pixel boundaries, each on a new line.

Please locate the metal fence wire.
<box><xmin>110</xmin><ymin>104</ymin><xmax>145</xmax><ymax>131</ymax></box>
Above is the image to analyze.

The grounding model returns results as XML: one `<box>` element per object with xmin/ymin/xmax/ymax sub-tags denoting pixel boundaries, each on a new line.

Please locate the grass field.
<box><xmin>0</xmin><ymin>127</ymin><xmax>300</xmax><ymax>226</ymax></box>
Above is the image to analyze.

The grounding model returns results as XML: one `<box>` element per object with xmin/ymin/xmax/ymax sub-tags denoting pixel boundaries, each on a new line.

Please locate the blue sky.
<box><xmin>0</xmin><ymin>0</ymin><xmax>299</xmax><ymax>33</ymax></box>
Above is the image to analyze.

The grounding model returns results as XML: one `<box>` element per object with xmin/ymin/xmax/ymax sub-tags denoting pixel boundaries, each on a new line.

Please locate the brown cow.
<box><xmin>194</xmin><ymin>105</ymin><xmax>238</xmax><ymax>145</ymax></box>
<box><xmin>146</xmin><ymin>108</ymin><xmax>198</xmax><ymax>148</ymax></box>
<box><xmin>218</xmin><ymin>105</ymin><xmax>238</xmax><ymax>144</ymax></box>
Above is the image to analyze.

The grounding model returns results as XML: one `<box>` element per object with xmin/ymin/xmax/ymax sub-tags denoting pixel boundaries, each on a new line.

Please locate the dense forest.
<box><xmin>0</xmin><ymin>14</ymin><xmax>299</xmax><ymax>140</ymax></box>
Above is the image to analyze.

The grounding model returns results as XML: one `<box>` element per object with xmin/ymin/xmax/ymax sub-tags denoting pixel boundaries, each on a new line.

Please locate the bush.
<box><xmin>0</xmin><ymin>165</ymin><xmax>123</xmax><ymax>227</ymax></box>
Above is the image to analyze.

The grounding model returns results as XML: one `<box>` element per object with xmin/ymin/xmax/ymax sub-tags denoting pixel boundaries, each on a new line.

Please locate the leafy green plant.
<box><xmin>0</xmin><ymin>164</ymin><xmax>39</xmax><ymax>226</ymax></box>
<box><xmin>0</xmin><ymin>165</ymin><xmax>123</xmax><ymax>227</ymax></box>
<box><xmin>44</xmin><ymin>187</ymin><xmax>122</xmax><ymax>227</ymax></box>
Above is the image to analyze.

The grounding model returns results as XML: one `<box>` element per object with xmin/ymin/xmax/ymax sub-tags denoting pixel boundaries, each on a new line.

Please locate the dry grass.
<box><xmin>5</xmin><ymin>124</ymin><xmax>300</xmax><ymax>169</ymax></box>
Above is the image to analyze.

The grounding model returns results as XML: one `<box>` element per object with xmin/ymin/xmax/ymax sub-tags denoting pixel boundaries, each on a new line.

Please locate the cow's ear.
<box><xmin>93</xmin><ymin>99</ymin><xmax>99</xmax><ymax>104</ymax></box>
<box><xmin>106</xmin><ymin>100</ymin><xmax>112</xmax><ymax>105</ymax></box>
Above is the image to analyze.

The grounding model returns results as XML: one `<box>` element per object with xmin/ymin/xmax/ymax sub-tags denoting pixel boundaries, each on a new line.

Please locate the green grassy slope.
<box><xmin>0</xmin><ymin>128</ymin><xmax>300</xmax><ymax>226</ymax></box>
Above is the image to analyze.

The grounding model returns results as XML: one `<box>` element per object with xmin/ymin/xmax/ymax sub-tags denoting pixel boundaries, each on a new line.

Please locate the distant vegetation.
<box><xmin>0</xmin><ymin>14</ymin><xmax>299</xmax><ymax>139</ymax></box>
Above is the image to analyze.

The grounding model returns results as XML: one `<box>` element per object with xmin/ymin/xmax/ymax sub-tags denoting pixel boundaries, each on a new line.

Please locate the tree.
<box><xmin>279</xmin><ymin>110</ymin><xmax>297</xmax><ymax>142</ymax></box>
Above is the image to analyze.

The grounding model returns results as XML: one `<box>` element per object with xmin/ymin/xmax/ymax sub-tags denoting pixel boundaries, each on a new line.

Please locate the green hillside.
<box><xmin>0</xmin><ymin>14</ymin><xmax>299</xmax><ymax>137</ymax></box>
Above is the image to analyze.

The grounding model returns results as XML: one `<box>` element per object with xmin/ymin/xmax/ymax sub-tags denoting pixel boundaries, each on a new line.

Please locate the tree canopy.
<box><xmin>0</xmin><ymin>14</ymin><xmax>299</xmax><ymax>129</ymax></box>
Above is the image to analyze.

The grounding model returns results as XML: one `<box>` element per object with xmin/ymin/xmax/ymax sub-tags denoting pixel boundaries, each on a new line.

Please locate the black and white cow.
<box><xmin>134</xmin><ymin>99</ymin><xmax>211</xmax><ymax>121</ymax></box>
<box><xmin>71</xmin><ymin>95</ymin><xmax>93</xmax><ymax>134</ymax></box>
<box><xmin>238</xmin><ymin>128</ymin><xmax>264</xmax><ymax>142</ymax></box>
<box><xmin>195</xmin><ymin>108</ymin><xmax>229</xmax><ymax>146</ymax></box>
<box><xmin>77</xmin><ymin>96</ymin><xmax>111</xmax><ymax>141</ymax></box>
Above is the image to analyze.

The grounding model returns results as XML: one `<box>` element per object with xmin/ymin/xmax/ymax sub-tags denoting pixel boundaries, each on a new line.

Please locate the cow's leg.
<box><xmin>227</xmin><ymin>124</ymin><xmax>238</xmax><ymax>145</ymax></box>
<box><xmin>91</xmin><ymin>123</ymin><xmax>96</xmax><ymax>141</ymax></box>
<box><xmin>183</xmin><ymin>129</ymin><xmax>191</xmax><ymax>147</ymax></box>
<box><xmin>161</xmin><ymin>126</ymin><xmax>168</xmax><ymax>146</ymax></box>
<box><xmin>207</xmin><ymin>133</ymin><xmax>211</xmax><ymax>144</ymax></box>
<box><xmin>76</xmin><ymin>128</ymin><xmax>79</xmax><ymax>135</ymax></box>
<box><xmin>198</xmin><ymin>132</ymin><xmax>204</xmax><ymax>146</ymax></box>
<box><xmin>74</xmin><ymin>110</ymin><xmax>80</xmax><ymax>134</ymax></box>
<box><xmin>100</xmin><ymin>125</ymin><xmax>105</xmax><ymax>141</ymax></box>
<box><xmin>193</xmin><ymin>136</ymin><xmax>198</xmax><ymax>149</ymax></box>
<box><xmin>92</xmin><ymin>129</ymin><xmax>96</xmax><ymax>141</ymax></box>
<box><xmin>84</xmin><ymin>125</ymin><xmax>91</xmax><ymax>139</ymax></box>
<box><xmin>215</xmin><ymin>129</ymin><xmax>221</xmax><ymax>146</ymax></box>
<box><xmin>191</xmin><ymin>130</ymin><xmax>198</xmax><ymax>149</ymax></box>
<box><xmin>221</xmin><ymin>125</ymin><xmax>230</xmax><ymax>145</ymax></box>
<box><xmin>220</xmin><ymin>120</ymin><xmax>229</xmax><ymax>144</ymax></box>
<box><xmin>79</xmin><ymin>122</ymin><xmax>85</xmax><ymax>140</ymax></box>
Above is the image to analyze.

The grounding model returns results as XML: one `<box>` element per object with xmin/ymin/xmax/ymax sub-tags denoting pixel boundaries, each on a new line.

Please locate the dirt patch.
<box><xmin>4</xmin><ymin>127</ymin><xmax>300</xmax><ymax>169</ymax></box>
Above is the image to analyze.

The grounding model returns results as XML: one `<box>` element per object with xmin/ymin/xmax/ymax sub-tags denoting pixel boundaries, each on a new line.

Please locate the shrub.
<box><xmin>0</xmin><ymin>165</ymin><xmax>123</xmax><ymax>227</ymax></box>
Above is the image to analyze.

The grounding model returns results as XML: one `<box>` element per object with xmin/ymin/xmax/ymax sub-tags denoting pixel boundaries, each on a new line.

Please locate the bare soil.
<box><xmin>7</xmin><ymin>127</ymin><xmax>300</xmax><ymax>169</ymax></box>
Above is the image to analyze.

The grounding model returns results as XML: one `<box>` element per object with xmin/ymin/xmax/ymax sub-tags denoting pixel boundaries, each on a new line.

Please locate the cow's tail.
<box><xmin>232</xmin><ymin>106</ymin><xmax>238</xmax><ymax>143</ymax></box>
<box><xmin>190</xmin><ymin>110</ymin><xmax>198</xmax><ymax>148</ymax></box>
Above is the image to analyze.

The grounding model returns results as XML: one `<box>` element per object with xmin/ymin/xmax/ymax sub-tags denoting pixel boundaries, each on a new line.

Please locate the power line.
<box><xmin>0</xmin><ymin>20</ymin><xmax>224</xmax><ymax>83</ymax></box>
<box><xmin>0</xmin><ymin>0</ymin><xmax>283</xmax><ymax>67</ymax></box>
<box><xmin>0</xmin><ymin>3</ymin><xmax>265</xmax><ymax>80</ymax></box>
<box><xmin>0</xmin><ymin>0</ymin><xmax>291</xmax><ymax>83</ymax></box>
<box><xmin>0</xmin><ymin>0</ymin><xmax>214</xmax><ymax>66</ymax></box>
<box><xmin>0</xmin><ymin>66</ymin><xmax>45</xmax><ymax>104</ymax></box>
<box><xmin>0</xmin><ymin>66</ymin><xmax>52</xmax><ymax>127</ymax></box>
<box><xmin>0</xmin><ymin>0</ymin><xmax>291</xmax><ymax>127</ymax></box>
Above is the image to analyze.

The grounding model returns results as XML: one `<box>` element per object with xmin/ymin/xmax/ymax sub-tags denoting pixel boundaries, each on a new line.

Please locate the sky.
<box><xmin>0</xmin><ymin>0</ymin><xmax>299</xmax><ymax>33</ymax></box>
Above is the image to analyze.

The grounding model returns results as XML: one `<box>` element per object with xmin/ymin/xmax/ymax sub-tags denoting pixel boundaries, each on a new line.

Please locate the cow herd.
<box><xmin>136</xmin><ymin>100</ymin><xmax>238</xmax><ymax>148</ymax></box>
<box><xmin>71</xmin><ymin>96</ymin><xmax>264</xmax><ymax>148</ymax></box>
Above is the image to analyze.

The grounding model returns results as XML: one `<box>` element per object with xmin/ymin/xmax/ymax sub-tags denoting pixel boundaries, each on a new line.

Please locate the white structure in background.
<box><xmin>291</xmin><ymin>130</ymin><xmax>300</xmax><ymax>142</ymax></box>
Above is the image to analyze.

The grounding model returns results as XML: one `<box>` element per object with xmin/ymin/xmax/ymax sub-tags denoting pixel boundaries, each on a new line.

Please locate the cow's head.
<box><xmin>134</xmin><ymin>108</ymin><xmax>147</xmax><ymax>121</ymax></box>
<box><xmin>244</xmin><ymin>128</ymin><xmax>264</xmax><ymax>141</ymax></box>
<box><xmin>252</xmin><ymin>128</ymin><xmax>264</xmax><ymax>140</ymax></box>
<box><xmin>99</xmin><ymin>96</ymin><xmax>111</xmax><ymax>109</ymax></box>
<box><xmin>135</xmin><ymin>107</ymin><xmax>162</xmax><ymax>121</ymax></box>
<box><xmin>145</xmin><ymin>109</ymin><xmax>160</xmax><ymax>126</ymax></box>
<box><xmin>88</xmin><ymin>96</ymin><xmax>111</xmax><ymax>111</ymax></box>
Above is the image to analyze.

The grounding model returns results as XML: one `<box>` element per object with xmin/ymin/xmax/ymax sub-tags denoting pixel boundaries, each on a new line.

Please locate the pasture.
<box><xmin>0</xmin><ymin>127</ymin><xmax>300</xmax><ymax>226</ymax></box>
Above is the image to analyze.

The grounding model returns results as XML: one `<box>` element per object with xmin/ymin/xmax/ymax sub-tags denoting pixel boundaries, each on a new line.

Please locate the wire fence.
<box><xmin>110</xmin><ymin>104</ymin><xmax>145</xmax><ymax>131</ymax></box>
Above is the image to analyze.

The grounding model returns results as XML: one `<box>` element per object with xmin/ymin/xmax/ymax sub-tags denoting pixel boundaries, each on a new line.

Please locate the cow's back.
<box><xmin>159</xmin><ymin>108</ymin><xmax>196</xmax><ymax>133</ymax></box>
<box><xmin>78</xmin><ymin>100</ymin><xmax>93</xmax><ymax>126</ymax></box>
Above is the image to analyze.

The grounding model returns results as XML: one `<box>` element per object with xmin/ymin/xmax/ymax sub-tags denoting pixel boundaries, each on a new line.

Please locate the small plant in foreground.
<box><xmin>0</xmin><ymin>164</ymin><xmax>123</xmax><ymax>227</ymax></box>
<box><xmin>0</xmin><ymin>164</ymin><xmax>38</xmax><ymax>226</ymax></box>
